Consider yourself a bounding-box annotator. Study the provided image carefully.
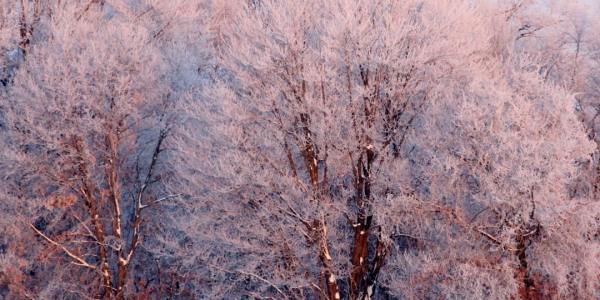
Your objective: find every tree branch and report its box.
[29,224,96,270]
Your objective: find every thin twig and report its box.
[140,194,182,210]
[208,264,288,299]
[476,228,502,245]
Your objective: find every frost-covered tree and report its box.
[176,0,596,299]
[0,2,185,298]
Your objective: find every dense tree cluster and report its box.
[1,1,599,299]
